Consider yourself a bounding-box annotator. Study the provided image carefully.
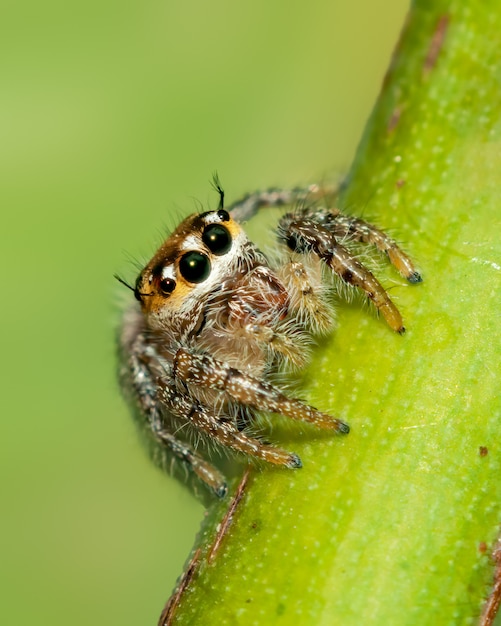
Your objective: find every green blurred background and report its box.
[0,1,408,624]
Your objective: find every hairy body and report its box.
[118,183,421,497]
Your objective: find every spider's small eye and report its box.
[159,277,176,296]
[179,251,211,283]
[217,209,230,222]
[202,224,232,255]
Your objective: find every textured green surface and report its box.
[170,3,501,625]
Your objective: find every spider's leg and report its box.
[164,384,303,468]
[121,333,228,497]
[306,208,422,283]
[153,426,228,498]
[172,348,350,433]
[227,184,337,223]
[279,215,406,333]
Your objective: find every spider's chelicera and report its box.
[117,182,421,498]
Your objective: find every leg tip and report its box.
[214,482,228,498]
[338,421,350,434]
[287,453,303,469]
[407,270,423,284]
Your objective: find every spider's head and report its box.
[133,207,251,330]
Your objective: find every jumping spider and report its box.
[117,181,421,498]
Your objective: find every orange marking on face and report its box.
[136,211,245,316]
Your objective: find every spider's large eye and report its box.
[202,224,232,255]
[179,251,211,283]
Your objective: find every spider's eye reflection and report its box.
[202,224,232,255]
[179,251,211,283]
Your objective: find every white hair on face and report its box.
[161,264,175,281]
[179,234,200,252]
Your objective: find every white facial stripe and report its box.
[180,234,200,252]
[202,211,224,225]
[161,264,176,280]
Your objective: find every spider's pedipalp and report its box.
[278,257,334,334]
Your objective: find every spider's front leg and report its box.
[304,207,422,284]
[172,348,349,433]
[163,384,303,469]
[161,347,349,469]
[279,215,407,333]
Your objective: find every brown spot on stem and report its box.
[158,548,202,626]
[396,179,406,189]
[387,106,402,132]
[480,446,489,457]
[158,470,250,624]
[423,14,449,75]
[479,537,501,626]
[207,468,250,564]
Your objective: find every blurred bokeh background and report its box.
[1,1,408,624]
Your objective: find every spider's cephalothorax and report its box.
[118,183,421,497]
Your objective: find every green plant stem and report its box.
[165,2,501,624]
